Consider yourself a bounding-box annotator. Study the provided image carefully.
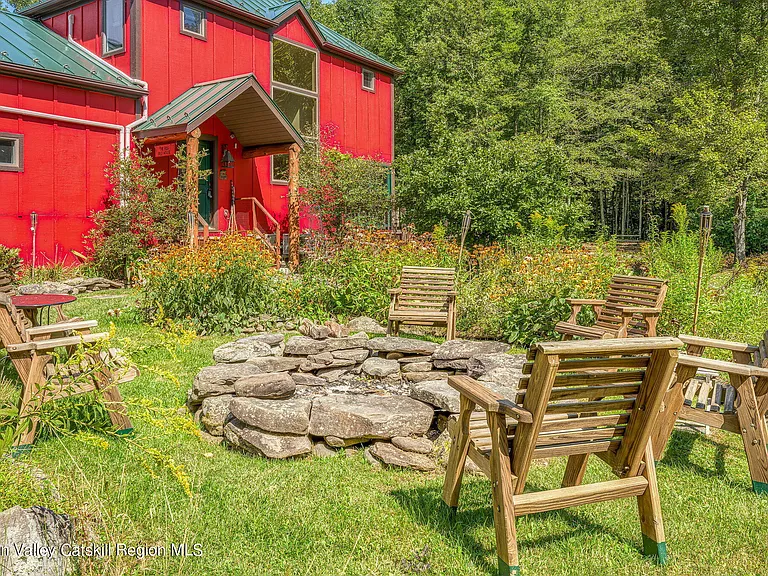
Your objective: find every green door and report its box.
[198,140,214,224]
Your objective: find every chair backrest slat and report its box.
[594,276,668,334]
[395,267,456,311]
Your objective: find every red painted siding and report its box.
[43,0,132,77]
[274,14,317,48]
[0,75,136,263]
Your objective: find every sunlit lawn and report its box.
[1,290,767,575]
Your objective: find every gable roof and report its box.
[134,73,305,149]
[20,0,401,74]
[0,10,146,97]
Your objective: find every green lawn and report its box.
[2,291,768,576]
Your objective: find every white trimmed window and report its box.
[102,0,125,55]
[271,38,318,183]
[362,68,375,92]
[0,133,23,172]
[181,4,206,39]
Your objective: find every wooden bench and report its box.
[0,292,134,451]
[555,275,668,340]
[651,333,768,494]
[387,266,457,340]
[442,337,681,575]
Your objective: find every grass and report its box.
[1,290,767,575]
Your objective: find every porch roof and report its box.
[133,74,304,148]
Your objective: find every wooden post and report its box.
[185,128,201,248]
[287,143,301,270]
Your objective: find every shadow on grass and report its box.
[658,429,728,479]
[391,479,643,575]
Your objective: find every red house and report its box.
[0,0,399,263]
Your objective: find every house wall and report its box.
[0,75,136,263]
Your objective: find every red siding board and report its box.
[274,16,317,48]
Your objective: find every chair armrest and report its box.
[448,375,533,423]
[616,306,662,316]
[26,320,98,337]
[565,299,606,306]
[445,291,458,297]
[387,288,401,295]
[6,332,109,353]
[678,334,759,355]
[677,354,768,378]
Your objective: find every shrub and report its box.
[0,245,22,278]
[139,235,277,333]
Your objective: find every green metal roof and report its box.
[0,10,145,94]
[313,20,397,71]
[134,73,304,148]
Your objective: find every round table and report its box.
[11,294,77,325]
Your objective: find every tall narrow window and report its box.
[362,69,375,92]
[0,133,23,172]
[271,38,318,183]
[103,0,124,55]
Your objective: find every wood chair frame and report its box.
[556,275,668,340]
[442,337,682,575]
[651,333,768,494]
[387,266,457,340]
[0,293,133,451]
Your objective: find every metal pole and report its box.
[692,205,713,335]
[457,210,472,268]
[30,212,37,281]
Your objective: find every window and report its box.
[0,133,23,172]
[271,38,318,182]
[180,3,206,39]
[103,0,124,55]
[362,68,375,92]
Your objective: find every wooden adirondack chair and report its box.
[555,275,668,340]
[442,337,681,575]
[0,292,133,451]
[387,266,457,340]
[651,333,768,494]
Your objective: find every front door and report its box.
[198,140,214,224]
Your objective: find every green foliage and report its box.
[0,245,21,278]
[139,235,277,334]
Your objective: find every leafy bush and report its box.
[139,235,277,333]
[0,245,22,278]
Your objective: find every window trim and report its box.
[102,0,125,56]
[362,68,376,92]
[180,2,207,40]
[268,87,317,184]
[0,133,23,172]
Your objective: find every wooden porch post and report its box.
[287,143,301,270]
[185,128,201,248]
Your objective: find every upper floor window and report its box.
[271,38,318,182]
[102,0,124,55]
[0,133,23,172]
[181,3,206,40]
[362,69,375,92]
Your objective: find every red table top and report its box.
[11,294,77,309]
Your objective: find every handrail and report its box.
[197,213,210,244]
[240,196,281,265]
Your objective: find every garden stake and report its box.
[693,205,713,335]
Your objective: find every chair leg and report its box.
[13,356,48,451]
[387,320,394,336]
[637,441,667,564]
[487,411,519,576]
[651,383,685,461]
[91,357,133,434]
[562,454,590,487]
[442,396,475,510]
[732,374,768,494]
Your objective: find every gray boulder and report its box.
[0,506,73,576]
[313,442,337,458]
[370,442,436,472]
[467,353,526,388]
[361,357,401,378]
[200,394,234,436]
[223,419,312,459]
[191,364,262,400]
[410,379,459,412]
[241,333,285,346]
[284,335,369,356]
[432,359,470,371]
[309,394,433,440]
[402,371,453,383]
[229,397,311,435]
[346,316,386,334]
[433,339,510,361]
[234,373,296,399]
[331,348,369,363]
[291,373,326,387]
[391,436,433,454]
[213,339,274,363]
[401,361,433,373]
[316,367,351,382]
[246,356,303,373]
[366,337,438,355]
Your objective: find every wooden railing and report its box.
[241,196,281,265]
[188,211,210,247]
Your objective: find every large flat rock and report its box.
[467,353,526,388]
[410,379,459,412]
[224,418,312,459]
[366,337,438,355]
[191,364,262,400]
[284,335,369,356]
[213,339,274,363]
[246,356,303,372]
[309,394,433,440]
[361,357,401,378]
[230,397,311,435]
[0,506,73,576]
[234,373,296,399]
[433,339,510,360]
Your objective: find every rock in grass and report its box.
[391,436,433,454]
[234,373,295,399]
[0,506,73,576]
[409,379,459,413]
[361,357,401,378]
[229,397,311,435]
[223,418,311,459]
[370,442,436,472]
[192,364,262,400]
[213,339,274,363]
[324,435,366,447]
[313,442,337,458]
[309,394,433,440]
[200,394,234,436]
[366,337,438,355]
[364,447,382,469]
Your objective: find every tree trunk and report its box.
[734,180,748,263]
